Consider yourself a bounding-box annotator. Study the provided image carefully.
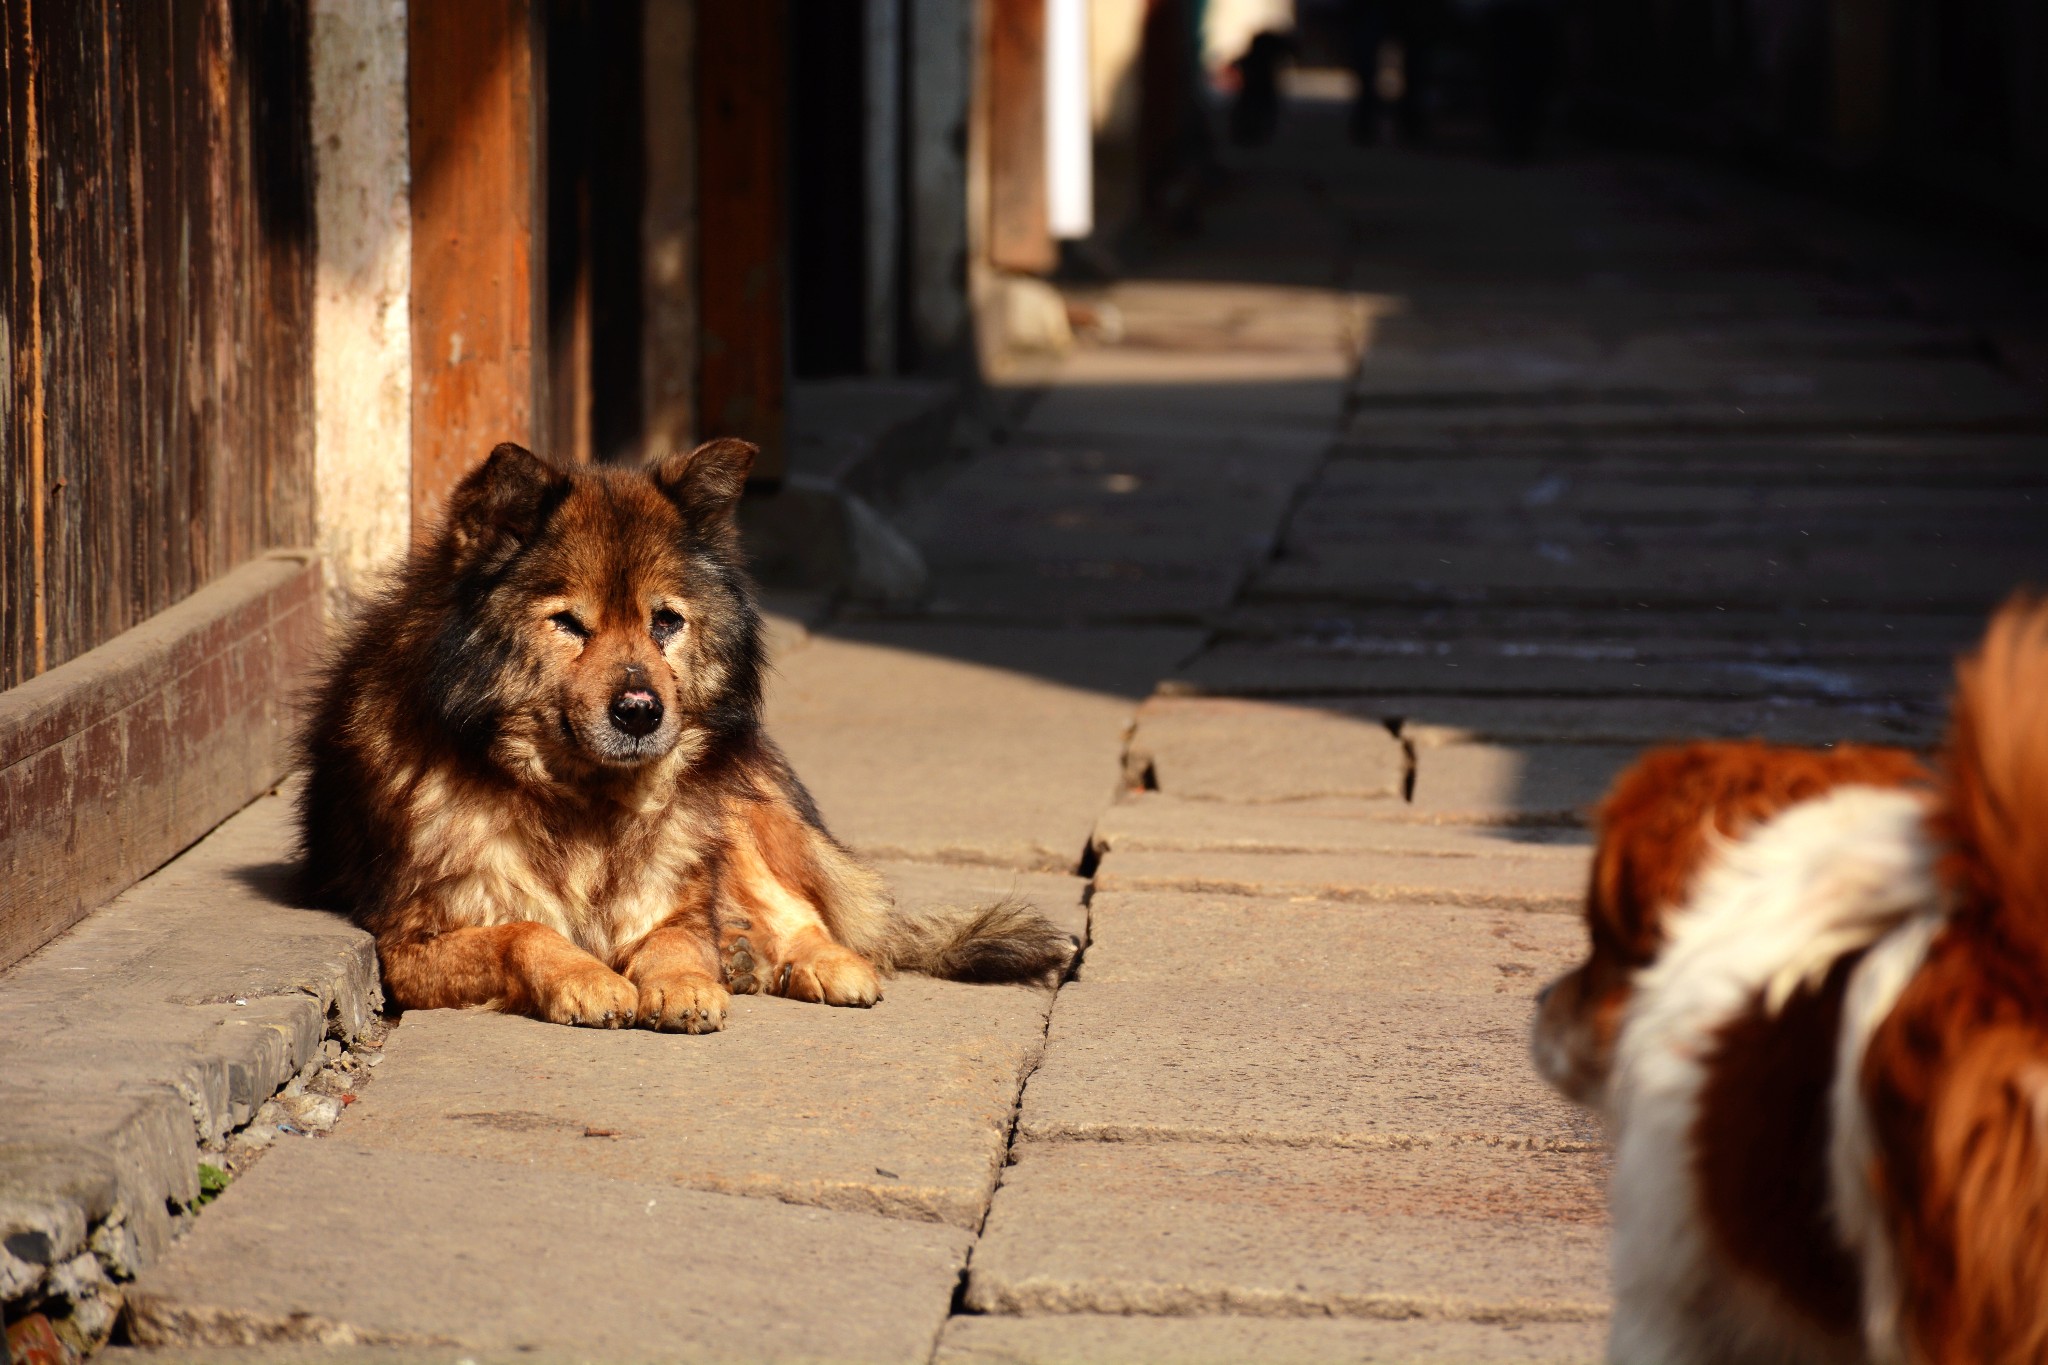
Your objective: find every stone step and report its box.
[965,1140,1609,1321]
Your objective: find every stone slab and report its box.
[1386,695,1941,748]
[766,625,1203,870]
[340,967,1057,1229]
[1092,795,1592,858]
[125,1141,970,1362]
[1170,642,1949,705]
[1124,697,1407,803]
[1019,377,1350,441]
[1089,797,1589,907]
[1406,745,1639,827]
[1251,540,2041,613]
[1017,979,1591,1146]
[1077,891,1584,993]
[964,1141,1608,1320]
[1092,847,1586,911]
[0,787,379,1300]
[934,1314,1604,1364]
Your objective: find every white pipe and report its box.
[1045,0,1093,241]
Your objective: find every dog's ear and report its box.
[442,443,570,571]
[652,438,756,525]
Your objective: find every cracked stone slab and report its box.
[1017,981,1592,1146]
[964,1141,1608,1320]
[1124,697,1408,802]
[934,1314,1604,1363]
[0,787,378,1296]
[1018,890,1594,1147]
[335,968,1059,1229]
[125,1141,970,1362]
[1406,744,1639,826]
[767,625,1202,870]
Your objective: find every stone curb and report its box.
[0,789,381,1341]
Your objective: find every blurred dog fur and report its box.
[299,440,1073,1034]
[1533,594,2048,1364]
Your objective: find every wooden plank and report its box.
[695,0,787,484]
[408,0,541,528]
[0,0,313,691]
[986,0,1053,274]
[0,553,322,973]
[641,0,696,459]
[243,0,316,551]
[0,0,36,689]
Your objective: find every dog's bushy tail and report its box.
[1876,592,2048,1363]
[869,895,1076,984]
[1936,590,2048,955]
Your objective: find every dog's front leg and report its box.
[618,912,730,1035]
[380,921,639,1027]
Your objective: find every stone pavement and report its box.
[15,95,2047,1365]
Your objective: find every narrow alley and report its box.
[17,78,2048,1365]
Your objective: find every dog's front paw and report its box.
[774,941,882,1008]
[724,933,765,996]
[637,970,730,1034]
[539,962,639,1028]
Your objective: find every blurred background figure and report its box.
[1343,0,1441,145]
[1208,0,1299,146]
[1228,30,1298,146]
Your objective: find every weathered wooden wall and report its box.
[0,0,316,692]
[407,0,541,528]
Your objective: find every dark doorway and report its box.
[547,0,647,464]
[789,1,870,378]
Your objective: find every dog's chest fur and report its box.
[396,753,715,961]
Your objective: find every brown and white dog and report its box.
[299,440,1073,1034]
[1533,595,2048,1364]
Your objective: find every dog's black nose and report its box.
[609,689,663,738]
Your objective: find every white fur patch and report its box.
[1829,909,1943,1365]
[1606,785,1940,1364]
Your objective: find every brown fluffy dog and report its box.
[299,440,1073,1033]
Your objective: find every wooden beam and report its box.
[986,0,1054,274]
[641,0,697,459]
[696,0,787,485]
[408,0,542,528]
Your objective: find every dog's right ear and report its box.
[652,438,756,522]
[442,443,569,571]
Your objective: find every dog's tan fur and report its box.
[299,440,1073,1032]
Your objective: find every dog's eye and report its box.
[650,608,685,645]
[549,611,589,640]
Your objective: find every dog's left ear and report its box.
[653,438,756,524]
